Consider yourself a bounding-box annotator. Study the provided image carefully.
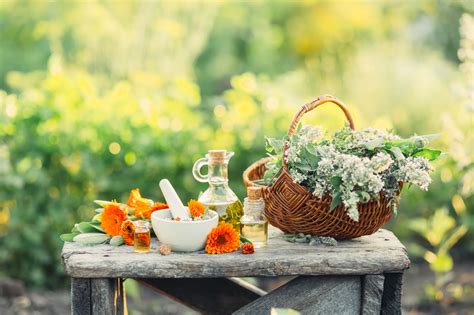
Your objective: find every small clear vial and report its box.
[240,187,268,248]
[134,221,150,253]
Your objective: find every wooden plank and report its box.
[62,229,410,278]
[381,273,403,315]
[234,275,361,315]
[139,277,265,314]
[91,278,125,315]
[71,278,91,315]
[361,274,384,315]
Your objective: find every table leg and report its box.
[71,278,125,315]
[72,278,91,315]
[91,278,125,315]
[381,273,403,315]
[361,274,385,315]
[234,275,361,315]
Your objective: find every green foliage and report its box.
[0,0,472,291]
[110,236,124,247]
[264,124,440,221]
[409,208,468,301]
[72,233,110,246]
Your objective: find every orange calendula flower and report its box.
[120,220,135,246]
[241,243,254,254]
[127,189,151,210]
[101,202,127,236]
[127,188,141,207]
[205,223,240,254]
[188,199,205,218]
[127,188,168,220]
[135,202,168,220]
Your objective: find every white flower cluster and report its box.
[283,125,435,222]
[298,125,322,145]
[289,168,307,184]
[302,145,389,221]
[394,157,433,190]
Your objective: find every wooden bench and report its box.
[61,228,410,315]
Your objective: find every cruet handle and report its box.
[192,157,209,183]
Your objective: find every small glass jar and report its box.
[240,187,268,248]
[134,221,151,253]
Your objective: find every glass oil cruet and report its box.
[192,150,243,232]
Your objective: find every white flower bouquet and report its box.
[263,124,441,221]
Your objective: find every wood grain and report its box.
[381,273,403,315]
[91,278,124,315]
[62,228,409,278]
[71,278,91,315]
[234,275,361,315]
[361,274,385,314]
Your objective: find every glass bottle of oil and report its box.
[193,150,243,232]
[240,186,268,248]
[134,221,150,253]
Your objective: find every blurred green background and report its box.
[0,0,473,307]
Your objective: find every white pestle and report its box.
[159,179,190,220]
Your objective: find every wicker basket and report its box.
[243,95,400,240]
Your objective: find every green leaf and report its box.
[439,225,468,253]
[294,162,313,172]
[110,236,124,246]
[240,235,253,244]
[364,138,384,150]
[417,133,441,142]
[303,148,321,168]
[77,222,104,233]
[73,233,110,245]
[60,233,79,242]
[305,144,319,156]
[265,137,284,154]
[413,148,441,161]
[429,252,453,273]
[329,192,342,212]
[389,147,404,160]
[94,200,127,208]
[408,218,429,236]
[94,200,113,207]
[71,224,80,233]
[95,208,104,214]
[92,213,102,222]
[330,176,342,189]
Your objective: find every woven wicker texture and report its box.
[243,95,399,239]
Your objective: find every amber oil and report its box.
[134,221,150,253]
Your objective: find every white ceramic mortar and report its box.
[151,208,218,252]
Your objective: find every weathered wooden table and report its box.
[62,228,410,315]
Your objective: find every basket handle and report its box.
[282,95,355,169]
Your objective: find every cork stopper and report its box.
[247,186,263,200]
[208,150,226,165]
